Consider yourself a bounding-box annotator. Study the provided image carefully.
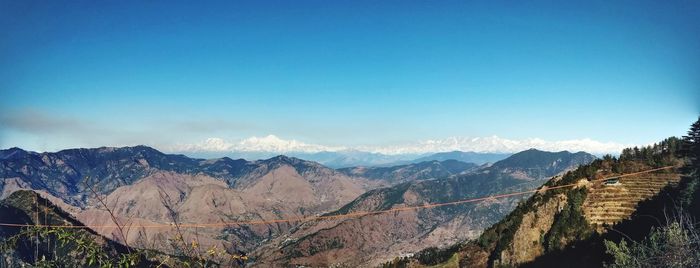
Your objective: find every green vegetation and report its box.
[0,225,249,267]
[381,257,409,268]
[605,117,700,268]
[413,245,461,266]
[604,214,700,268]
[0,190,248,267]
[475,160,605,266]
[369,118,698,268]
[1,227,144,267]
[411,120,691,267]
[619,137,683,168]
[681,118,700,213]
[432,253,460,268]
[543,187,591,251]
[329,182,412,216]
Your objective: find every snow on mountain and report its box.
[169,135,346,153]
[167,135,630,156]
[363,136,629,155]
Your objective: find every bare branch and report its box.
[83,178,131,253]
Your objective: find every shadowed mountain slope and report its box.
[338,159,479,184]
[411,151,512,165]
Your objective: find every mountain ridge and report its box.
[0,145,599,266]
[337,159,479,184]
[409,151,511,165]
[252,149,596,267]
[0,146,382,256]
[387,137,684,268]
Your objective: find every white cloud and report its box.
[166,135,631,155]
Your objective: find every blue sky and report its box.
[1,0,698,154]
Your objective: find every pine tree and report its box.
[683,117,700,175]
[681,117,700,215]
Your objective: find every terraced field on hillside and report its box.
[583,173,681,231]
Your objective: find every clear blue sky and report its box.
[1,0,698,152]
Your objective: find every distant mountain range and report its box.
[338,159,479,184]
[252,149,596,267]
[0,145,595,267]
[2,121,697,268]
[407,151,512,165]
[0,146,386,253]
[285,150,423,168]
[197,149,511,168]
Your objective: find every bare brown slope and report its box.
[76,161,375,255]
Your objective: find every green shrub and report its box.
[605,214,700,268]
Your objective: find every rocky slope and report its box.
[252,149,595,267]
[77,165,372,253]
[0,146,247,205]
[0,146,380,255]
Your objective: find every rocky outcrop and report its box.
[76,163,372,254]
[498,194,567,266]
